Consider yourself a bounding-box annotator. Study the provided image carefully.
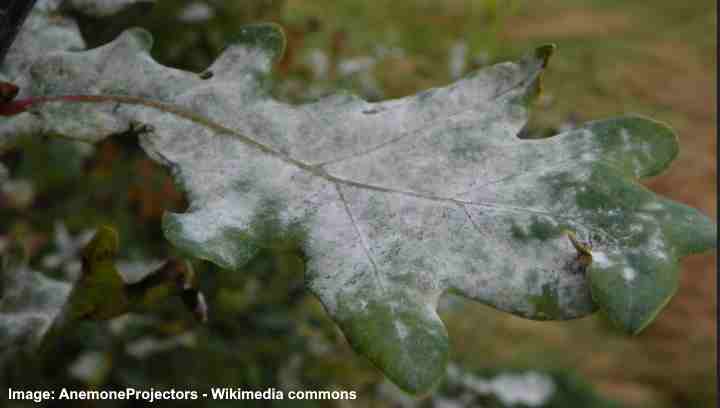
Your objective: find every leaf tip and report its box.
[590,259,679,336]
[518,44,556,106]
[335,293,449,395]
[534,44,556,68]
[610,289,675,336]
[678,206,717,256]
[622,115,679,178]
[233,22,287,62]
[123,27,155,53]
[82,225,120,261]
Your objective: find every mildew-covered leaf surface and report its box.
[0,0,716,394]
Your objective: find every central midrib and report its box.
[27,92,582,224]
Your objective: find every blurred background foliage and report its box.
[1,0,716,407]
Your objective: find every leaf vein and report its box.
[334,182,386,292]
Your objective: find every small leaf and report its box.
[57,225,125,322]
[52,226,207,326]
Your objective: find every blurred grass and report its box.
[1,1,715,407]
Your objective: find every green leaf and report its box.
[0,12,715,393]
[51,226,207,327]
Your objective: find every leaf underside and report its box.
[0,2,716,394]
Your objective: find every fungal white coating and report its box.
[632,157,643,175]
[580,152,594,162]
[592,251,612,268]
[394,321,409,340]
[647,227,669,261]
[621,128,632,151]
[642,201,665,211]
[622,266,637,282]
[4,16,675,326]
[636,213,655,221]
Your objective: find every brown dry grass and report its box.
[501,9,632,40]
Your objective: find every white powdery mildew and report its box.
[622,266,637,282]
[0,1,85,98]
[646,226,669,261]
[629,224,644,233]
[642,201,665,211]
[592,251,613,268]
[621,128,632,151]
[632,157,643,175]
[8,21,588,326]
[394,321,409,340]
[636,213,655,222]
[619,126,663,177]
